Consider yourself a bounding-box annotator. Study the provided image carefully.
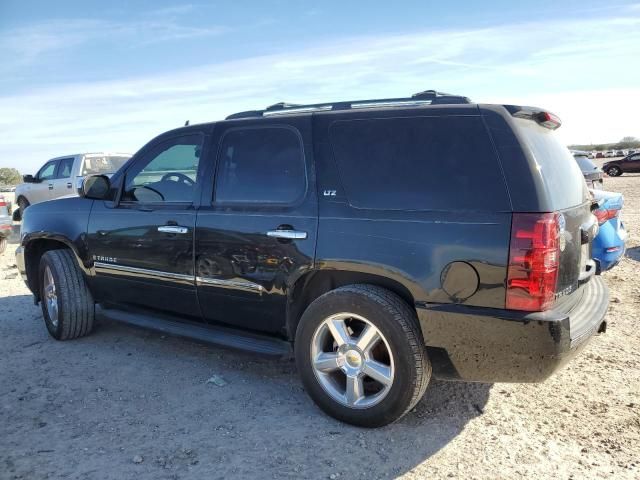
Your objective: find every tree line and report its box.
[569,136,640,152]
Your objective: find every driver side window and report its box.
[38,161,58,181]
[122,135,203,203]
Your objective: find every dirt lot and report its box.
[1,176,639,480]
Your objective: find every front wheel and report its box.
[605,165,622,177]
[39,249,95,340]
[295,285,431,427]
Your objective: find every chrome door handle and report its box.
[48,184,54,190]
[158,226,188,234]
[267,229,307,240]
[66,182,72,188]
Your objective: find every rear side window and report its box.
[215,126,306,204]
[57,157,75,178]
[82,155,130,175]
[329,116,509,211]
[515,118,587,209]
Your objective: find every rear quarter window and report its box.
[329,115,510,211]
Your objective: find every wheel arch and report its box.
[23,236,86,301]
[286,267,417,341]
[13,194,29,221]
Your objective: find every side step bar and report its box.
[97,306,292,358]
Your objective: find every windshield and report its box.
[574,155,598,172]
[81,155,130,176]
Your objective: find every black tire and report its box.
[0,237,6,254]
[605,165,622,177]
[39,249,95,340]
[16,197,30,221]
[295,284,431,427]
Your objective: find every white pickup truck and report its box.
[14,152,131,220]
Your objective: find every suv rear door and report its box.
[195,117,317,334]
[87,131,208,319]
[50,157,76,199]
[505,114,596,302]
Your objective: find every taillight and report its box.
[594,209,619,225]
[0,197,6,207]
[506,212,561,311]
[535,111,562,130]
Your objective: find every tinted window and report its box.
[38,161,58,181]
[82,155,130,175]
[215,127,305,204]
[329,116,509,211]
[57,158,75,178]
[123,135,202,203]
[629,154,640,161]
[515,118,587,209]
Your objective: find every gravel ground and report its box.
[1,175,639,480]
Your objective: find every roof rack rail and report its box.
[225,90,471,119]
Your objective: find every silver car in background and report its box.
[13,152,131,220]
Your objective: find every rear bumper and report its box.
[417,276,609,383]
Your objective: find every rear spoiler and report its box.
[504,105,562,130]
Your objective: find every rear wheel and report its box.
[295,284,430,427]
[39,249,95,340]
[605,165,622,177]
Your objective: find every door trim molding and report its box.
[94,262,194,283]
[94,261,264,294]
[195,276,264,294]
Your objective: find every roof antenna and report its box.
[184,120,190,126]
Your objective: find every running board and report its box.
[97,306,292,358]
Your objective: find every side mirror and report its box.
[23,174,36,183]
[80,175,111,200]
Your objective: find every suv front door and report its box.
[196,119,317,334]
[30,160,59,204]
[87,132,208,319]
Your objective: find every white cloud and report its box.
[0,16,229,70]
[0,12,638,171]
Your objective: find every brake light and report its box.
[535,111,562,130]
[0,197,6,207]
[506,212,561,311]
[593,209,619,225]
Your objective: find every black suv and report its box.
[16,90,609,427]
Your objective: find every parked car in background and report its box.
[573,151,604,189]
[591,189,626,271]
[0,195,11,253]
[604,151,615,158]
[615,150,625,157]
[595,152,605,159]
[13,152,131,220]
[16,90,608,427]
[603,152,640,177]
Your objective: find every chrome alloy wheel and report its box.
[43,265,59,327]
[310,313,395,408]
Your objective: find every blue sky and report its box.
[1,0,639,171]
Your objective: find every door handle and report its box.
[48,184,54,190]
[66,182,72,188]
[267,229,307,240]
[158,225,188,234]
